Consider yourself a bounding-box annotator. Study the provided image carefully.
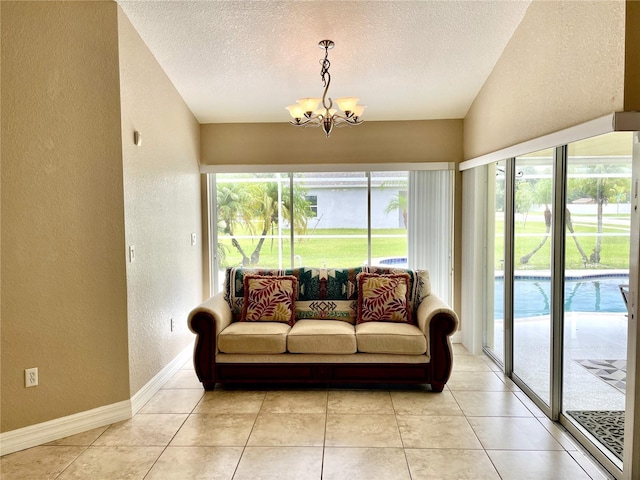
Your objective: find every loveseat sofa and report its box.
[188,266,459,392]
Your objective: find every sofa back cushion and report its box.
[224,266,430,324]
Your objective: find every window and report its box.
[305,195,318,217]
[209,168,453,302]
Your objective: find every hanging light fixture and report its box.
[286,40,366,137]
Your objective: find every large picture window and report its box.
[208,169,453,301]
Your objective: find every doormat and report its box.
[566,410,624,461]
[574,359,626,393]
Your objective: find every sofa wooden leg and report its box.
[430,382,444,392]
[203,381,216,391]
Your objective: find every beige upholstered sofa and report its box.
[188,266,459,392]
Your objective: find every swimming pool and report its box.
[494,275,628,319]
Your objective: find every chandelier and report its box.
[286,40,366,137]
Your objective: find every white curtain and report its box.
[407,170,453,303]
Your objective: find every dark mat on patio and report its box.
[574,359,626,393]
[566,410,625,461]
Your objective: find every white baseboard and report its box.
[0,345,193,457]
[130,346,193,415]
[0,400,131,457]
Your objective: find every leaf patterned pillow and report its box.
[356,273,412,324]
[241,274,298,325]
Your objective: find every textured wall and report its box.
[1,2,130,431]
[200,120,463,166]
[117,8,203,395]
[464,0,626,160]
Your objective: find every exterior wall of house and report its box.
[307,186,404,230]
[463,0,626,160]
[0,2,130,432]
[117,8,203,395]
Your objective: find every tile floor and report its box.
[1,345,616,480]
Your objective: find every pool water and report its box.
[494,276,628,319]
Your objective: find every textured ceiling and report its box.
[117,1,532,124]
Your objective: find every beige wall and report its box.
[117,8,203,394]
[201,120,463,166]
[625,0,640,111]
[1,2,129,431]
[464,0,626,160]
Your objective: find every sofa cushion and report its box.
[356,322,426,355]
[218,322,291,354]
[241,274,297,325]
[224,266,430,323]
[356,272,412,324]
[287,320,357,354]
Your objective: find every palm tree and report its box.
[217,179,312,266]
[384,193,407,228]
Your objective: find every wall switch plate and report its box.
[129,245,135,262]
[170,318,175,332]
[25,367,38,387]
[191,233,197,246]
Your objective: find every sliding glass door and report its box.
[561,132,632,469]
[511,149,555,407]
[479,131,635,475]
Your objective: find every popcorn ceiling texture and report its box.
[116,0,531,123]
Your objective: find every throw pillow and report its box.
[356,272,412,324]
[241,274,298,325]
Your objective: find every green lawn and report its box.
[218,228,407,269]
[494,217,630,270]
[217,218,631,271]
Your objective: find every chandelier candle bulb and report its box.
[286,40,365,137]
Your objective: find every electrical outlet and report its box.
[25,368,38,387]
[170,318,175,332]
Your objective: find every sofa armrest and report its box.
[188,292,232,389]
[415,294,459,391]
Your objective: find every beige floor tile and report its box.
[162,369,204,389]
[514,391,547,418]
[568,449,615,480]
[451,391,532,417]
[326,413,402,448]
[170,413,257,447]
[452,355,493,372]
[193,390,265,414]
[56,446,162,479]
[45,426,109,446]
[247,413,326,446]
[0,446,86,480]
[397,415,483,449]
[327,390,394,414]
[323,447,411,480]
[261,390,327,413]
[139,389,204,414]
[93,413,187,446]
[487,450,592,479]
[233,446,323,480]
[452,343,472,355]
[537,416,579,451]
[144,446,243,480]
[468,417,564,450]
[390,390,463,416]
[447,371,514,391]
[405,448,501,480]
